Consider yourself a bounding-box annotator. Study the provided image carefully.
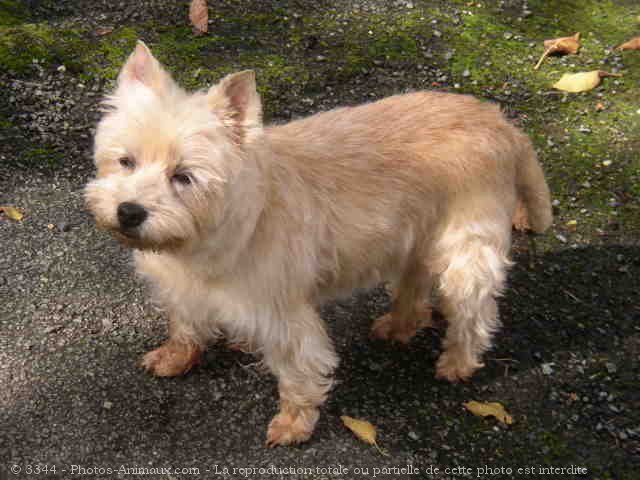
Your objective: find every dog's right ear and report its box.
[116,41,175,95]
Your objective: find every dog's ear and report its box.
[207,70,262,140]
[116,41,175,94]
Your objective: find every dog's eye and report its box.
[119,156,135,169]
[171,173,192,186]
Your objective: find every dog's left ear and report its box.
[207,70,262,139]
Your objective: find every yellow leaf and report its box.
[616,37,640,51]
[463,401,514,425]
[552,71,620,93]
[534,32,580,70]
[189,0,208,34]
[341,416,388,455]
[566,220,577,230]
[0,205,24,221]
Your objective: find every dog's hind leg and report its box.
[263,304,338,446]
[370,260,434,344]
[140,315,203,377]
[433,219,511,382]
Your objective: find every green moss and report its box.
[22,146,63,168]
[540,431,571,462]
[0,111,11,129]
[523,0,637,42]
[0,18,138,79]
[307,9,443,79]
[81,27,139,82]
[0,0,28,26]
[0,22,97,75]
[450,12,547,92]
[0,23,55,73]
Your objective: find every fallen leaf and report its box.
[595,101,606,111]
[189,0,208,34]
[566,219,578,230]
[616,37,640,51]
[341,416,388,455]
[463,401,514,425]
[534,32,580,70]
[94,26,114,37]
[552,70,621,93]
[0,205,24,221]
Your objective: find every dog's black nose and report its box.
[117,202,148,230]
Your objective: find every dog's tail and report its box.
[514,139,553,233]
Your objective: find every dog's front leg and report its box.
[140,314,204,377]
[263,304,338,446]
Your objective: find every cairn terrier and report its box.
[85,42,552,446]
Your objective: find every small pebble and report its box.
[103,401,113,410]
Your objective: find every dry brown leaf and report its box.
[552,70,621,93]
[0,205,24,221]
[616,37,640,51]
[189,0,208,34]
[464,401,514,425]
[94,26,114,37]
[534,32,580,70]
[341,416,388,455]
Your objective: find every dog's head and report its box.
[85,41,262,251]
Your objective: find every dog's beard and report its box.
[93,218,189,252]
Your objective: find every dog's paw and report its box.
[140,341,202,377]
[512,200,531,231]
[266,407,319,447]
[370,309,432,344]
[435,351,483,383]
[370,314,414,343]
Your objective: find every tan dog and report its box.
[85,41,552,446]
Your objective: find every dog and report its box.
[85,41,552,446]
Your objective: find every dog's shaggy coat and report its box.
[85,42,552,445]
